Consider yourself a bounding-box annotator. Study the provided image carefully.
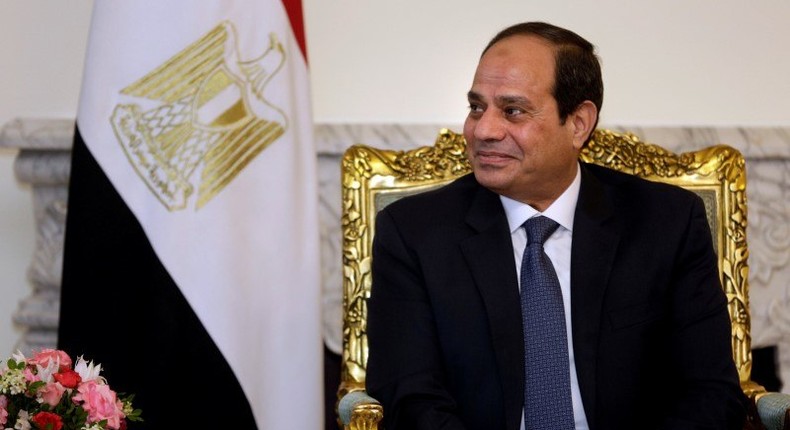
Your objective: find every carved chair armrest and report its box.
[338,390,384,430]
[756,392,790,430]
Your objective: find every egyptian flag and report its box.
[58,1,322,428]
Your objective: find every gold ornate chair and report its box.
[338,128,790,430]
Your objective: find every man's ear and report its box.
[570,100,598,150]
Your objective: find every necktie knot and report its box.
[523,216,559,246]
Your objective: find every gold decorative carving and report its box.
[339,128,761,422]
[344,404,384,430]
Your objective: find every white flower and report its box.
[122,399,135,416]
[1,351,25,373]
[0,369,25,395]
[13,410,30,430]
[10,352,25,364]
[34,360,58,384]
[74,356,102,382]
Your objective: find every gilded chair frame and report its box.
[339,131,471,406]
[339,128,766,429]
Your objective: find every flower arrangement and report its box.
[0,349,141,430]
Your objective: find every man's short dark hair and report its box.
[483,22,603,135]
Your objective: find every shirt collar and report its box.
[500,162,581,234]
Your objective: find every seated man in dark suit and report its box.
[365,21,747,429]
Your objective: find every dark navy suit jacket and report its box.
[366,163,746,430]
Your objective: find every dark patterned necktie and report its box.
[521,216,575,429]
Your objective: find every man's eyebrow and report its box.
[467,91,483,101]
[497,95,531,106]
[466,91,532,107]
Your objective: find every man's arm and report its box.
[661,195,747,429]
[366,208,468,430]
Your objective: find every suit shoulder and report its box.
[379,173,480,217]
[372,173,490,241]
[584,162,700,204]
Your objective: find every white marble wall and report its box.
[0,118,71,353]
[3,118,790,391]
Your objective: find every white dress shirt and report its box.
[500,163,589,430]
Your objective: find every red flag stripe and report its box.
[281,0,307,63]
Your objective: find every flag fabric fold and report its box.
[58,1,322,428]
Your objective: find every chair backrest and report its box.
[338,128,760,401]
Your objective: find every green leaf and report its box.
[126,409,144,421]
[28,380,46,393]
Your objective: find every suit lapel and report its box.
[460,183,525,430]
[571,164,622,430]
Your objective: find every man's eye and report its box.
[505,107,523,116]
[468,103,483,113]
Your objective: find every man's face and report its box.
[464,35,584,210]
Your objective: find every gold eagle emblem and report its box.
[110,22,288,210]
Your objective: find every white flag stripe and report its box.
[77,1,322,428]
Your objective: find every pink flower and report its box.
[72,380,125,429]
[38,382,66,407]
[28,349,72,372]
[0,395,7,427]
[24,367,40,383]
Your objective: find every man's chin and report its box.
[472,170,511,194]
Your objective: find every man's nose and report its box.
[473,109,506,142]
